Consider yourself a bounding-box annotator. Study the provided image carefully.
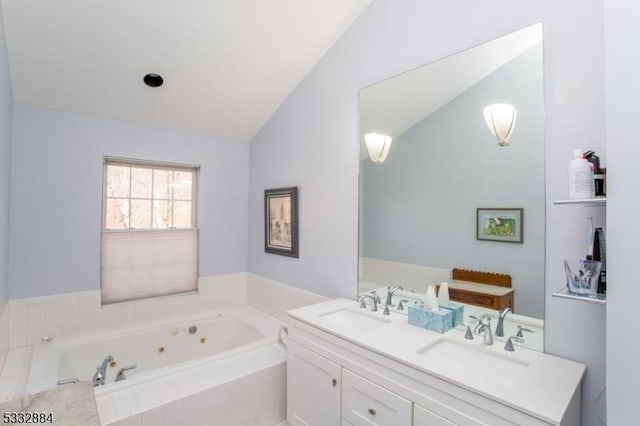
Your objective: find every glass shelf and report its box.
[553,197,606,206]
[552,287,606,304]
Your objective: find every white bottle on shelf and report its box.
[569,148,594,199]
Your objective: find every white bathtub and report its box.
[25,305,287,425]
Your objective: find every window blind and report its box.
[101,229,198,304]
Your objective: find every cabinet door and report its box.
[414,404,457,426]
[288,340,342,426]
[341,369,412,426]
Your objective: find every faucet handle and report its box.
[464,326,474,340]
[115,365,137,382]
[504,335,525,352]
[396,299,409,311]
[516,325,533,338]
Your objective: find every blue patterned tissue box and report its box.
[408,304,453,334]
[439,303,464,326]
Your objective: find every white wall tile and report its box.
[112,389,140,419]
[5,273,247,349]
[141,407,162,426]
[96,395,119,426]
[132,383,162,412]
[247,273,326,322]
[161,399,183,425]
[119,414,142,426]
[0,307,9,370]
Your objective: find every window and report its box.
[101,158,199,304]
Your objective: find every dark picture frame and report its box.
[264,187,299,257]
[476,208,523,243]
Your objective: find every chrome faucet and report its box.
[472,315,493,345]
[357,294,378,312]
[385,286,403,308]
[495,307,511,337]
[92,355,114,387]
[115,365,137,382]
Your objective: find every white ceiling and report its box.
[360,23,543,142]
[1,0,371,142]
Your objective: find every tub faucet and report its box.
[92,355,114,387]
[115,365,137,382]
[385,286,403,308]
[495,307,511,337]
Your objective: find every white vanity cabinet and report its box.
[288,340,341,426]
[341,369,412,426]
[287,300,583,426]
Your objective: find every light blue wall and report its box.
[0,5,14,312]
[9,105,249,299]
[249,0,606,424]
[362,45,545,318]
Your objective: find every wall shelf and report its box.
[552,287,606,304]
[553,197,606,206]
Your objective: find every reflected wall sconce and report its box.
[483,104,517,147]
[364,132,392,164]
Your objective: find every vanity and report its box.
[286,298,584,426]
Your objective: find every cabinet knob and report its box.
[368,408,377,416]
[332,378,337,387]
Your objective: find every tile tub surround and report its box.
[247,273,328,323]
[0,381,99,426]
[6,273,248,349]
[97,345,286,426]
[0,305,8,371]
[2,272,325,350]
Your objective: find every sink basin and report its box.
[319,308,391,332]
[417,338,529,386]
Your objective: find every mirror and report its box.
[358,24,545,350]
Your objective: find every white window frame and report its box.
[100,157,200,304]
[102,157,199,231]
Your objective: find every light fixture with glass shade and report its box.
[364,132,392,164]
[483,103,517,146]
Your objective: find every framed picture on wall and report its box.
[476,208,523,243]
[264,187,299,257]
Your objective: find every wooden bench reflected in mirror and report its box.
[436,268,515,312]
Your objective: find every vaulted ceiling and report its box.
[0,0,371,142]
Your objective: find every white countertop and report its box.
[287,298,585,425]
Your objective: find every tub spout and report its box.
[115,365,137,382]
[92,355,114,387]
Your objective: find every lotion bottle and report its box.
[569,149,594,199]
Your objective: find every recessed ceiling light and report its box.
[143,73,164,87]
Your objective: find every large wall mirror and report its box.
[358,24,545,351]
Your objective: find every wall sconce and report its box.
[364,133,392,164]
[483,104,517,147]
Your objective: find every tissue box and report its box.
[439,302,464,326]
[408,304,453,334]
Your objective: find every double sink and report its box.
[319,305,530,386]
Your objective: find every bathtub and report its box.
[25,305,288,425]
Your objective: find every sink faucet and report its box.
[357,294,378,312]
[385,286,403,307]
[474,315,493,345]
[92,355,114,387]
[495,307,511,337]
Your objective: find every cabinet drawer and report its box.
[414,404,456,426]
[449,290,496,308]
[342,369,412,426]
